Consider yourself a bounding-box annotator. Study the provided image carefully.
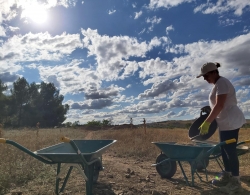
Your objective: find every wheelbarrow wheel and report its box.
[196,157,209,171]
[155,153,177,178]
[93,160,102,184]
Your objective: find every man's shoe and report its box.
[211,171,231,187]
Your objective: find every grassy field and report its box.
[0,126,249,195]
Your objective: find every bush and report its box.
[87,120,102,127]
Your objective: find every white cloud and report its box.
[0,26,6,36]
[148,0,193,9]
[166,25,174,34]
[134,11,142,19]
[108,9,116,15]
[38,60,101,95]
[0,32,82,72]
[146,16,161,31]
[194,0,250,16]
[81,28,169,81]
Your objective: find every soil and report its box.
[90,153,250,195]
[7,151,250,195]
[6,130,250,195]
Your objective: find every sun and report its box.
[22,4,48,24]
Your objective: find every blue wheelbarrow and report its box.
[188,107,250,171]
[0,136,116,195]
[192,139,250,171]
[151,139,236,186]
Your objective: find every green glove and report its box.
[199,121,211,135]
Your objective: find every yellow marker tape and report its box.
[244,140,250,143]
[60,136,70,143]
[0,138,6,144]
[225,138,236,144]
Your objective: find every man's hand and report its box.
[199,121,211,135]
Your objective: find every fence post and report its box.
[143,118,146,134]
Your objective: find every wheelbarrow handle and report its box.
[60,136,71,143]
[225,138,236,144]
[206,138,236,156]
[60,136,91,165]
[242,140,250,144]
[0,138,6,143]
[0,138,55,164]
[233,140,250,148]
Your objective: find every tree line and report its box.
[0,77,69,128]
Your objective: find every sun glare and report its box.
[22,4,48,24]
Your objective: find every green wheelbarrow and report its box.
[192,139,250,171]
[151,138,236,186]
[188,108,250,171]
[0,136,117,195]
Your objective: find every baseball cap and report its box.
[196,62,218,78]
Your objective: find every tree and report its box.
[0,78,69,128]
[11,77,30,127]
[102,119,112,126]
[87,120,102,127]
[22,82,42,127]
[0,80,8,124]
[38,82,69,127]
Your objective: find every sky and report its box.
[0,0,250,125]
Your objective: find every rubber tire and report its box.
[196,157,209,171]
[93,160,102,184]
[155,153,177,178]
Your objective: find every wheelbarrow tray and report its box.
[35,140,116,163]
[152,142,212,160]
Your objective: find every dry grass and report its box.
[0,127,249,194]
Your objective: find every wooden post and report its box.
[130,118,133,129]
[143,118,146,134]
[36,122,40,137]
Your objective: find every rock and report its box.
[107,174,114,178]
[114,190,123,195]
[10,191,22,195]
[152,190,161,195]
[125,174,131,178]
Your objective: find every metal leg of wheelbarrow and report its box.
[215,157,224,171]
[177,161,195,186]
[178,161,205,187]
[84,163,94,195]
[209,154,224,171]
[55,163,74,195]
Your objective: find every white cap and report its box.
[196,62,218,78]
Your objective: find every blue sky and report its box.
[0,0,250,125]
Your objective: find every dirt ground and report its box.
[92,153,250,195]
[6,151,250,195]
[5,129,250,195]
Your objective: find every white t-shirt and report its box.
[209,76,246,131]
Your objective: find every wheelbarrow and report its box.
[188,106,250,171]
[192,139,250,171]
[151,138,236,186]
[0,136,117,195]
